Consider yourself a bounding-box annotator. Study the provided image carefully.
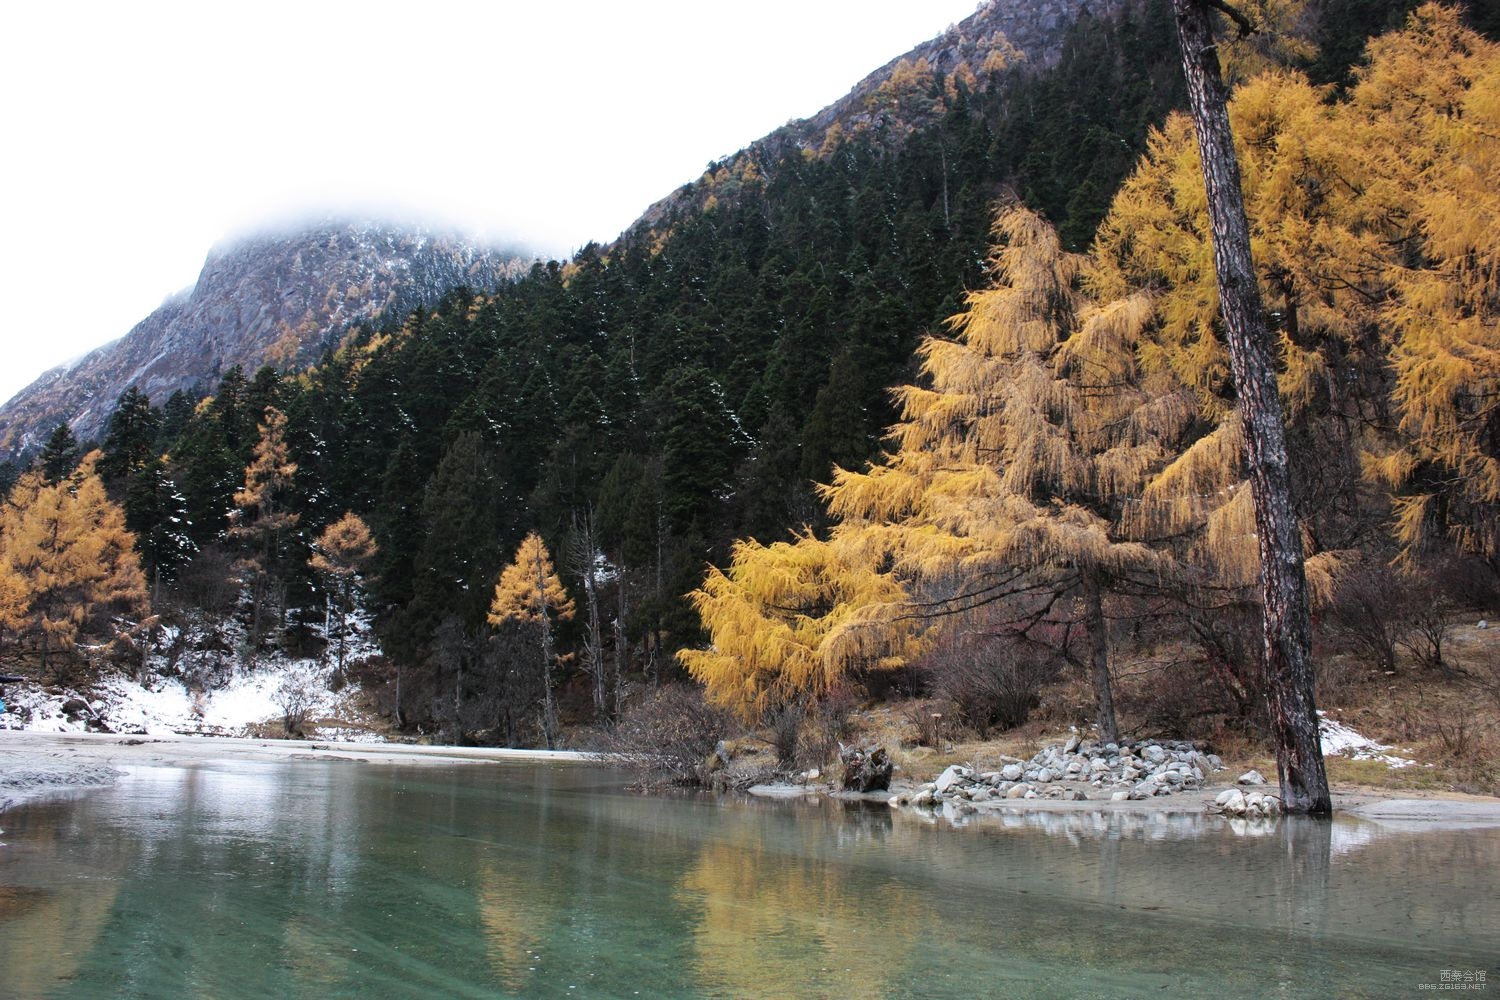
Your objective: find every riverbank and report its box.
[5,730,1500,826]
[0,731,597,813]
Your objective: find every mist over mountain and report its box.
[0,222,531,459]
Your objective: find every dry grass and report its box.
[824,618,1500,796]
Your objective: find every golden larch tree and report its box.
[309,511,377,675]
[0,453,146,669]
[679,529,920,722]
[818,207,1173,742]
[489,531,575,748]
[228,406,300,653]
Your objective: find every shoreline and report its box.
[5,731,1500,826]
[0,730,599,813]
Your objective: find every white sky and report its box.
[0,0,982,408]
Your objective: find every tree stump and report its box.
[840,745,893,792]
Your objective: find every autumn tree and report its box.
[681,529,920,722]
[228,406,300,656]
[0,453,147,670]
[488,531,575,748]
[309,511,377,676]
[823,207,1175,742]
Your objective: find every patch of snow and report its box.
[1318,711,1416,769]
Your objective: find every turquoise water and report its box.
[1,760,1496,998]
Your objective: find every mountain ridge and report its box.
[0,221,531,459]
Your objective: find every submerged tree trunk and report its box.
[1171,0,1330,813]
[1083,575,1120,744]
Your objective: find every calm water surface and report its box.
[1,759,1496,999]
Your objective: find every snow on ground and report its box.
[1318,711,1417,769]
[0,596,386,741]
[0,664,382,740]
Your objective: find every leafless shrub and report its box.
[1431,704,1482,764]
[598,685,735,788]
[1134,661,1226,735]
[274,665,324,738]
[800,684,858,768]
[1323,563,1406,673]
[765,700,806,769]
[917,634,1058,737]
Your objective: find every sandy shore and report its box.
[5,731,1500,825]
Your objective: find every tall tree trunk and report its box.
[534,546,558,749]
[1171,0,1330,813]
[1083,575,1120,744]
[613,564,630,722]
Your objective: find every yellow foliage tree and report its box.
[679,530,920,722]
[228,406,300,653]
[0,453,147,668]
[488,531,574,747]
[1095,4,1500,568]
[309,512,377,675]
[820,207,1174,741]
[686,207,1173,736]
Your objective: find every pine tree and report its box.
[99,387,161,488]
[39,424,80,484]
[489,531,575,747]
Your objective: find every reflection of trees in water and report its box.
[671,800,918,998]
[476,863,550,993]
[0,850,121,999]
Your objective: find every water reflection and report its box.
[1,762,1496,1000]
[678,804,927,999]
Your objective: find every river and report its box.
[1,759,1496,998]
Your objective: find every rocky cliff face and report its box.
[0,222,530,459]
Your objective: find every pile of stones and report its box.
[891,734,1226,808]
[1208,770,1283,817]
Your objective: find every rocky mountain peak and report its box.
[0,221,530,460]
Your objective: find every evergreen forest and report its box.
[3,0,1498,766]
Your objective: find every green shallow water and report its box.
[1,759,1496,999]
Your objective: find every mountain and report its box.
[635,0,1127,236]
[0,222,530,460]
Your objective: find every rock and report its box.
[1035,768,1055,783]
[1000,763,1024,782]
[912,788,935,807]
[1479,620,1489,629]
[1066,789,1087,801]
[1143,745,1166,764]
[1064,734,1081,754]
[1207,754,1224,770]
[1237,769,1267,786]
[1111,790,1131,802]
[1215,789,1247,815]
[60,697,93,720]
[1006,783,1029,799]
[933,764,970,795]
[980,771,1002,786]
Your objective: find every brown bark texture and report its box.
[1170,0,1331,813]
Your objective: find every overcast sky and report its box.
[0,0,982,408]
